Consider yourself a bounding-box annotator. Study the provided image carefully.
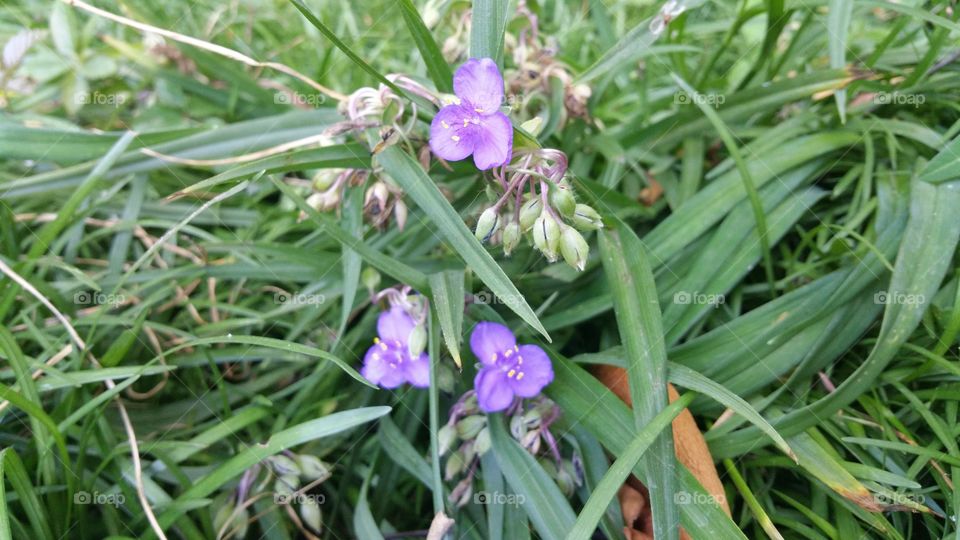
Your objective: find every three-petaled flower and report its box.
[361,307,430,388]
[429,58,513,171]
[470,322,553,412]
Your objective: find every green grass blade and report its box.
[488,414,576,538]
[398,0,453,92]
[598,223,678,540]
[470,0,510,63]
[428,270,465,368]
[827,0,853,122]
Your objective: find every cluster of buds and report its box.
[302,166,409,231]
[473,148,603,271]
[214,452,331,539]
[441,392,582,506]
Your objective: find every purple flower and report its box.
[361,306,430,389]
[470,322,553,412]
[429,58,513,171]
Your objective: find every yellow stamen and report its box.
[463,119,470,127]
[516,372,524,380]
[507,369,516,378]
[441,120,450,128]
[474,107,484,113]
[491,353,497,362]
[451,135,460,142]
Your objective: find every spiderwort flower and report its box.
[361,306,430,388]
[430,58,513,170]
[470,322,553,412]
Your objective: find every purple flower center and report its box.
[361,307,430,389]
[490,345,528,381]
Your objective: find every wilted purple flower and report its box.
[430,58,513,170]
[470,322,553,412]
[361,306,430,388]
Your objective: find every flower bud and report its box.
[306,190,339,212]
[445,450,465,480]
[519,197,542,231]
[407,323,427,357]
[520,117,544,137]
[571,204,603,230]
[361,267,381,293]
[521,430,541,454]
[474,207,500,243]
[268,455,301,476]
[510,414,527,440]
[296,455,332,482]
[549,182,576,219]
[300,497,323,533]
[312,170,337,191]
[274,474,299,499]
[560,226,589,271]
[533,213,560,262]
[474,427,491,455]
[456,415,486,440]
[502,222,520,256]
[393,199,408,231]
[555,464,576,497]
[438,424,458,455]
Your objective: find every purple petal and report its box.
[470,322,516,365]
[377,306,415,345]
[429,104,476,162]
[361,343,405,389]
[453,58,504,115]
[474,367,515,412]
[404,352,431,388]
[508,344,553,397]
[472,112,513,170]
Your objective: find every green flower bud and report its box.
[300,497,323,533]
[361,267,381,292]
[474,427,491,455]
[456,415,486,440]
[407,322,427,357]
[522,408,542,429]
[502,222,521,256]
[519,197,542,231]
[268,455,301,476]
[474,207,500,243]
[520,117,544,137]
[274,474,299,501]
[438,424,458,455]
[571,204,603,231]
[549,182,577,219]
[559,226,589,271]
[445,450,465,480]
[295,455,332,482]
[555,465,576,497]
[521,430,541,453]
[533,213,560,262]
[312,170,337,191]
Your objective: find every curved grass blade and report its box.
[376,146,549,340]
[289,0,407,99]
[567,394,693,540]
[429,270,465,368]
[0,449,52,540]
[827,0,854,122]
[919,134,960,184]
